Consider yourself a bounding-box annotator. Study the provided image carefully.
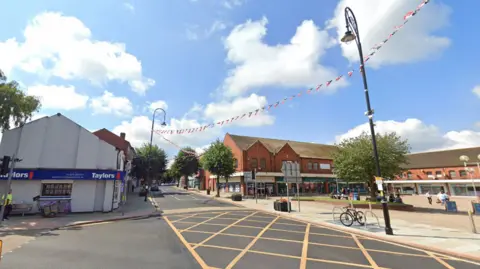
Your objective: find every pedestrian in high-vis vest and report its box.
[2,189,13,220]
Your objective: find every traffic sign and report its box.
[244,171,253,182]
[282,161,301,183]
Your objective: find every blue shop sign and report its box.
[0,170,125,180]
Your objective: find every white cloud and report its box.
[186,25,200,40]
[223,0,244,9]
[204,94,275,127]
[335,118,480,152]
[327,0,451,68]
[27,85,89,110]
[89,91,133,117]
[473,85,480,98]
[148,100,168,112]
[112,115,223,154]
[0,12,154,94]
[123,3,135,12]
[206,20,227,37]
[222,17,346,97]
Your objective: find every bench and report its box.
[11,203,34,216]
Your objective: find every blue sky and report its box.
[1,0,479,158]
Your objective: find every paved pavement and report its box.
[0,218,201,269]
[164,209,480,269]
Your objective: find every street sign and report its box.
[244,171,253,182]
[282,161,300,183]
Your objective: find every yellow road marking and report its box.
[300,223,311,269]
[77,221,112,227]
[171,214,198,223]
[225,216,280,269]
[352,234,379,269]
[163,216,209,269]
[183,212,230,232]
[427,252,455,269]
[307,257,380,268]
[193,212,258,250]
[0,239,3,260]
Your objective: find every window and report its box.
[459,170,467,177]
[448,170,456,177]
[435,171,442,178]
[41,183,72,197]
[426,171,433,176]
[313,163,318,170]
[320,163,331,170]
[260,158,266,170]
[234,159,238,168]
[307,162,313,170]
[407,172,412,179]
[250,158,258,169]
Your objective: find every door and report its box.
[93,180,106,212]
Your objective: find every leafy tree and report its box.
[332,132,410,198]
[201,139,236,197]
[174,147,199,187]
[0,69,41,131]
[132,143,167,185]
[164,162,181,183]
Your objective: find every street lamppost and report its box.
[148,108,167,187]
[459,155,479,198]
[340,7,393,235]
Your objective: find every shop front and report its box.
[0,169,125,213]
[301,178,337,195]
[245,176,275,197]
[218,177,242,193]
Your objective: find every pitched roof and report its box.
[93,128,131,152]
[403,147,480,169]
[227,134,337,159]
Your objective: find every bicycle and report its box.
[339,206,365,227]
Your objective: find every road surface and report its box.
[1,186,478,268]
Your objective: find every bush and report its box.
[231,193,243,201]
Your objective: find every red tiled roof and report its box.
[93,128,131,153]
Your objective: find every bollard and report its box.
[368,202,372,211]
[468,210,477,234]
[350,199,354,209]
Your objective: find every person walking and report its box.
[2,189,13,220]
[425,191,432,205]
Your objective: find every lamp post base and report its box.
[381,200,394,235]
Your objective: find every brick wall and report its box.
[399,165,480,180]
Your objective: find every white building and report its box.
[0,113,124,213]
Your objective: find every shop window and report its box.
[250,158,258,169]
[313,163,318,170]
[234,159,238,168]
[407,172,412,179]
[260,158,266,170]
[459,170,467,177]
[448,170,456,177]
[41,183,72,197]
[435,171,442,178]
[307,162,313,170]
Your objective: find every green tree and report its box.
[201,139,236,197]
[133,143,168,185]
[174,147,199,187]
[332,132,410,198]
[0,70,41,131]
[164,162,181,183]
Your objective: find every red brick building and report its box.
[387,147,480,197]
[92,129,136,161]
[206,133,340,196]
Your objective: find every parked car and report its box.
[150,185,159,192]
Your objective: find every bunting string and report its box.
[155,0,430,138]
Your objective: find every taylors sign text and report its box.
[0,172,29,179]
[92,173,115,179]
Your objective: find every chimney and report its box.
[120,132,126,140]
